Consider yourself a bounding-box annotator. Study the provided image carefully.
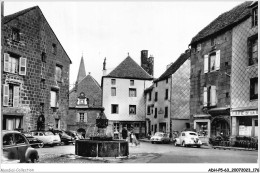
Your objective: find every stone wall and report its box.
[1,7,71,131]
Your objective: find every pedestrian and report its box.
[130,132,133,144]
[122,126,128,140]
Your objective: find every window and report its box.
[14,134,27,145]
[197,43,201,52]
[164,107,168,118]
[3,115,22,130]
[50,90,59,108]
[204,50,220,73]
[155,92,158,101]
[40,79,46,89]
[111,79,116,85]
[12,28,20,42]
[3,134,14,146]
[130,80,134,86]
[165,89,169,100]
[3,84,20,107]
[111,87,116,96]
[77,113,87,123]
[4,53,27,75]
[166,78,168,84]
[250,77,258,100]
[111,104,119,114]
[129,88,137,97]
[129,105,136,115]
[154,108,157,118]
[248,35,258,66]
[155,82,158,87]
[42,52,46,62]
[252,7,258,27]
[148,91,152,101]
[55,119,60,129]
[55,65,62,82]
[203,86,217,107]
[52,44,57,54]
[211,38,216,46]
[147,106,151,115]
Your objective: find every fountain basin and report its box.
[75,139,129,157]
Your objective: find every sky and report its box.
[3,0,243,88]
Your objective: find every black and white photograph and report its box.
[0,0,259,172]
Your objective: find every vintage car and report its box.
[30,130,61,146]
[174,131,202,148]
[2,130,39,163]
[150,132,171,144]
[52,129,75,145]
[22,132,44,148]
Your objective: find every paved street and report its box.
[35,142,258,163]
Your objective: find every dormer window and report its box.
[77,92,89,106]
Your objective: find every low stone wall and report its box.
[75,139,129,157]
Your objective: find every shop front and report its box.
[231,109,258,137]
[112,121,146,139]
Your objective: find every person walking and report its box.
[122,126,128,140]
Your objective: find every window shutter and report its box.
[204,55,209,73]
[210,86,217,106]
[84,113,87,123]
[203,87,208,106]
[4,53,10,72]
[3,84,9,106]
[13,86,20,107]
[19,57,27,75]
[76,113,80,122]
[215,50,220,70]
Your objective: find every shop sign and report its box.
[231,110,258,116]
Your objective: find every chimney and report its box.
[141,50,154,76]
[102,57,107,76]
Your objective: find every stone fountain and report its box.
[75,112,129,157]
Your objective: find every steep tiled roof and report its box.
[190,1,252,45]
[69,74,102,108]
[144,84,154,93]
[3,6,72,64]
[154,50,190,82]
[105,56,153,80]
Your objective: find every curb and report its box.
[212,146,258,152]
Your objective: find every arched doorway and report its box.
[211,117,230,137]
[77,128,86,138]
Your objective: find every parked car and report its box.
[52,129,74,145]
[174,131,202,148]
[150,132,171,144]
[30,130,61,146]
[22,133,44,148]
[2,130,39,163]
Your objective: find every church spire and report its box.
[76,55,87,83]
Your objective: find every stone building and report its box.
[1,6,72,131]
[230,2,258,137]
[189,1,255,143]
[67,56,103,138]
[102,51,153,139]
[144,50,190,137]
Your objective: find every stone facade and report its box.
[141,50,154,76]
[190,29,232,141]
[1,7,71,131]
[145,51,190,137]
[231,4,258,137]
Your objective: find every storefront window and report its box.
[238,117,252,136]
[196,122,208,136]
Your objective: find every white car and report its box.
[30,131,61,146]
[174,131,202,148]
[150,132,171,144]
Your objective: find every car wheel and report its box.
[174,142,178,146]
[38,143,44,148]
[151,141,154,144]
[197,145,201,148]
[182,141,186,147]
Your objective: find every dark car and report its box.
[22,133,44,148]
[52,129,74,145]
[2,130,39,163]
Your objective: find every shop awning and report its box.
[208,107,230,115]
[193,114,211,118]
